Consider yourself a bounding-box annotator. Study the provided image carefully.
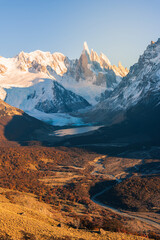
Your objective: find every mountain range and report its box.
[84,39,160,125]
[65,39,160,149]
[0,42,128,125]
[0,38,159,240]
[0,39,160,135]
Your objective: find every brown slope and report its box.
[0,99,54,146]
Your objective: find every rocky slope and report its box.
[0,188,148,240]
[61,39,160,149]
[64,42,128,88]
[85,39,160,124]
[13,42,128,89]
[3,78,90,114]
[0,99,54,144]
[0,42,128,117]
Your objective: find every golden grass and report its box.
[39,172,80,186]
[0,188,151,240]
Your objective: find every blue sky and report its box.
[0,0,160,68]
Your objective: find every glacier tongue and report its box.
[25,109,84,127]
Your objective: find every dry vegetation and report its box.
[99,176,160,212]
[0,146,158,239]
[0,188,151,240]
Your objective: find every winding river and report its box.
[91,184,160,230]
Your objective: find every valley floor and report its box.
[0,146,159,239]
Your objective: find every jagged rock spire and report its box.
[83,41,90,55]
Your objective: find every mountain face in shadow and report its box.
[61,94,160,153]
[61,40,160,153]
[84,39,160,125]
[0,99,54,146]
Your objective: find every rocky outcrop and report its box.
[112,62,129,77]
[84,38,160,124]
[16,51,67,75]
[0,64,7,74]
[14,42,128,89]
[70,42,128,87]
[4,79,90,114]
[0,42,128,114]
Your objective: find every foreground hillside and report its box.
[0,188,150,240]
[0,145,159,240]
[0,93,159,239]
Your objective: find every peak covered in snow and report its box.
[99,53,111,67]
[3,78,90,116]
[85,38,160,123]
[83,41,90,55]
[73,42,129,89]
[16,50,67,76]
[81,42,128,78]
[0,42,129,125]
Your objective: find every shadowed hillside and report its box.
[0,99,55,146]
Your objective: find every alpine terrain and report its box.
[0,42,128,125]
[85,39,160,124]
[0,39,159,240]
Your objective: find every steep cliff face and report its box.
[0,42,128,124]
[16,50,68,75]
[0,64,7,74]
[66,42,128,88]
[0,42,128,106]
[2,79,90,114]
[85,39,160,124]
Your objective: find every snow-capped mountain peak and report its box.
[90,49,100,62]
[0,42,129,125]
[99,52,111,68]
[15,50,67,76]
[83,41,90,55]
[85,38,160,123]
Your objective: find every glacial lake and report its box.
[53,125,103,137]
